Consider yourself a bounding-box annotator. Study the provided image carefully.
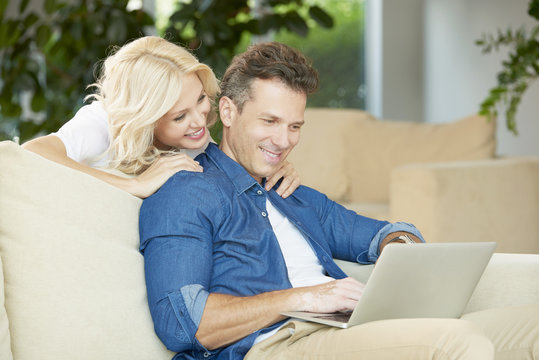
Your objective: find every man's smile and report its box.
[259,146,282,164]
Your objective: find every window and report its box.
[274,0,365,109]
[154,0,366,109]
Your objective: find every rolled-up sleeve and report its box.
[139,173,223,353]
[356,222,425,264]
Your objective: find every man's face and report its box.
[219,78,306,183]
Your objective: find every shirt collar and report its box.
[205,143,261,195]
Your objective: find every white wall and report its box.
[382,0,425,122]
[424,0,539,156]
[368,0,539,156]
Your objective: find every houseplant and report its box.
[0,0,333,143]
[0,0,153,142]
[476,0,539,135]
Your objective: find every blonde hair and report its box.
[87,36,219,175]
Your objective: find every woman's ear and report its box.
[219,96,236,128]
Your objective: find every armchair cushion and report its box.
[346,114,496,203]
[390,157,539,253]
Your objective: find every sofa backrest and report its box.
[0,141,173,360]
[288,108,496,203]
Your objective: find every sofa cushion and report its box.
[0,141,173,360]
[346,114,496,203]
[288,108,376,202]
[0,257,13,360]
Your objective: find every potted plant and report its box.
[476,0,539,135]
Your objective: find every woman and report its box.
[22,36,300,198]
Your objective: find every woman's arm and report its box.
[22,135,202,198]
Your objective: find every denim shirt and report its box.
[139,143,424,360]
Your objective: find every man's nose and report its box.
[271,126,291,149]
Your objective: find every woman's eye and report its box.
[174,114,186,122]
[198,94,206,103]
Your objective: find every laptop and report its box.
[281,242,496,328]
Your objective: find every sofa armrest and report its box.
[389,157,539,253]
[464,253,539,314]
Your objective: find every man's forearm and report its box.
[195,277,364,350]
[195,290,293,350]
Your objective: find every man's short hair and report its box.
[220,42,319,113]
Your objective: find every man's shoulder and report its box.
[144,158,234,208]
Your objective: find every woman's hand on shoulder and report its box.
[131,154,203,198]
[265,160,301,199]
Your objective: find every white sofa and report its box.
[0,138,538,359]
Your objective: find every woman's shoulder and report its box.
[74,101,107,124]
[54,100,110,165]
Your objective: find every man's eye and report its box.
[263,119,275,124]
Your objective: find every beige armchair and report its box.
[288,108,539,254]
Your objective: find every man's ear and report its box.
[219,96,237,128]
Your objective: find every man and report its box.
[139,42,494,359]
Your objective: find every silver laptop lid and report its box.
[349,242,496,325]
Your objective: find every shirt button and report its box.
[257,190,263,195]
[203,352,211,358]
[261,211,267,217]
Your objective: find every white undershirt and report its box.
[266,199,334,288]
[53,101,207,168]
[254,199,334,344]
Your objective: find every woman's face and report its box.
[153,73,211,150]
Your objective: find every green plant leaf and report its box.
[309,5,334,28]
[283,11,309,37]
[0,20,8,47]
[0,0,8,20]
[31,90,47,112]
[528,0,539,20]
[36,24,52,48]
[198,0,215,13]
[44,0,57,14]
[19,0,30,13]
[18,120,42,140]
[2,102,22,118]
[23,12,39,28]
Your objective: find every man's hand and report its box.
[295,277,366,313]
